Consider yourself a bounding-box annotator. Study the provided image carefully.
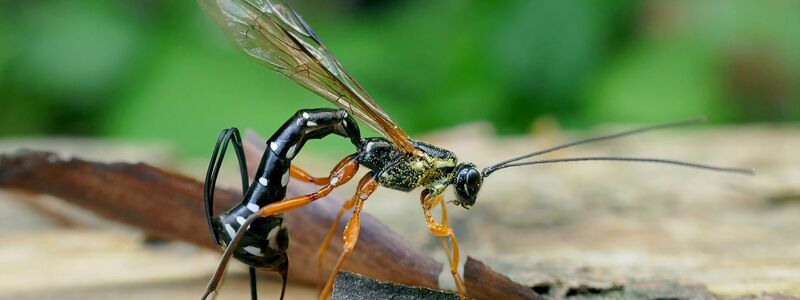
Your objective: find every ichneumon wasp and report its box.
[197,0,754,299]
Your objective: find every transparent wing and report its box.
[199,0,417,154]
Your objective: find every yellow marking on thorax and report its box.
[412,159,428,171]
[417,157,457,194]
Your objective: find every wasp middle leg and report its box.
[315,191,357,290]
[318,172,379,299]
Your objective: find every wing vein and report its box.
[199,0,416,153]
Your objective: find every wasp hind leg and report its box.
[277,260,289,300]
[204,128,249,247]
[202,109,361,300]
[248,267,258,300]
[245,261,286,300]
[201,155,360,300]
[203,127,260,300]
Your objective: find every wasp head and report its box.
[453,163,482,209]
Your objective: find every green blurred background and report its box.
[1,0,798,156]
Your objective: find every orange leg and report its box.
[319,173,379,300]
[200,156,359,300]
[290,162,363,291]
[290,165,330,185]
[421,191,466,299]
[315,196,357,291]
[435,197,460,290]
[427,194,456,281]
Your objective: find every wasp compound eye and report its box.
[454,163,482,209]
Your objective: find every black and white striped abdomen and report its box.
[210,108,359,270]
[212,204,289,269]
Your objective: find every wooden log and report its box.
[464,258,538,300]
[331,272,457,300]
[0,133,539,299]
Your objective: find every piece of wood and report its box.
[331,272,458,300]
[464,258,539,300]
[8,125,799,299]
[0,149,440,287]
[0,141,537,299]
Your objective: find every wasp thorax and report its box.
[453,163,482,209]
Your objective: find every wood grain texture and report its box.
[6,125,798,299]
[464,258,540,300]
[0,134,537,299]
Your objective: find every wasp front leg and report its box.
[421,190,466,299]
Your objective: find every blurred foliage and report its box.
[0,0,798,156]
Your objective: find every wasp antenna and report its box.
[483,156,754,177]
[484,117,707,174]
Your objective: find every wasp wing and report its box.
[199,0,416,154]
